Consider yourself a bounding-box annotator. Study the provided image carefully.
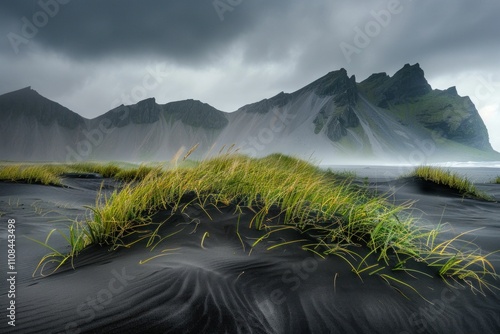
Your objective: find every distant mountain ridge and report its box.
[0,86,86,129]
[92,98,228,129]
[1,64,498,163]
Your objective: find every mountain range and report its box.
[1,63,498,164]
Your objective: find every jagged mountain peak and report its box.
[0,86,49,102]
[237,91,291,114]
[136,97,156,106]
[239,68,359,115]
[391,63,432,96]
[95,97,228,130]
[359,63,432,108]
[300,68,355,97]
[0,86,85,129]
[94,97,162,128]
[357,64,493,152]
[445,86,458,95]
[1,63,497,162]
[165,98,216,110]
[362,72,389,84]
[1,86,34,96]
[162,99,228,129]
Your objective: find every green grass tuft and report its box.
[69,162,123,178]
[411,166,491,200]
[30,155,499,295]
[0,164,65,185]
[0,162,164,185]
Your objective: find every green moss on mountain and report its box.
[359,64,493,152]
[358,63,432,108]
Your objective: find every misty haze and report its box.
[1,1,500,334]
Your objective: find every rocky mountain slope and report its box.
[0,64,497,163]
[0,87,88,161]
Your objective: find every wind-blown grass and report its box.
[0,165,66,185]
[0,162,162,185]
[32,154,498,295]
[69,162,123,178]
[411,166,491,200]
[495,176,500,184]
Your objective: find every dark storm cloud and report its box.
[335,0,500,79]
[3,0,499,73]
[1,0,301,64]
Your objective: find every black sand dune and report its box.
[1,173,500,333]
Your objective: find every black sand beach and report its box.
[1,168,500,334]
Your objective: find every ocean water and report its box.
[323,161,500,183]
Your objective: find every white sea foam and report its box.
[430,161,500,168]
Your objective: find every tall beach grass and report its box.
[411,166,491,200]
[0,164,66,185]
[30,154,499,295]
[0,161,168,185]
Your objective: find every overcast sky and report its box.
[1,0,499,150]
